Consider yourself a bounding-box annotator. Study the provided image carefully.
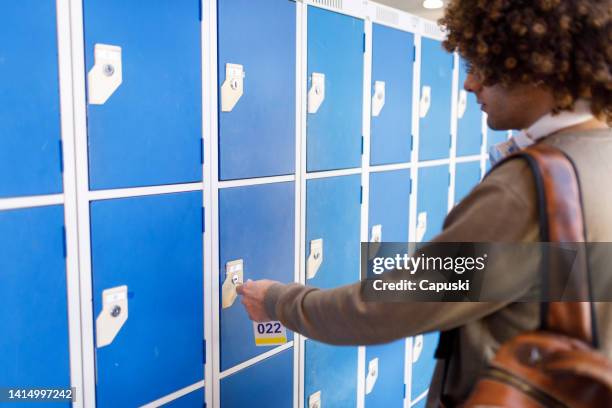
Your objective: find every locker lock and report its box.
[416,212,428,243]
[365,357,379,395]
[96,285,129,348]
[371,81,386,117]
[308,73,326,114]
[221,63,245,112]
[222,259,244,309]
[88,44,122,105]
[412,334,424,363]
[369,225,383,259]
[103,64,115,77]
[231,273,241,285]
[110,305,121,317]
[306,239,324,279]
[371,224,382,243]
[308,391,321,408]
[457,90,468,119]
[419,86,432,118]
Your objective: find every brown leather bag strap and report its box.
[516,143,594,344]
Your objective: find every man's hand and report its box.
[236,279,279,322]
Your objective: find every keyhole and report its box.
[313,251,320,260]
[110,305,121,317]
[103,64,115,77]
[230,78,239,90]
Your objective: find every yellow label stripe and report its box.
[255,337,287,346]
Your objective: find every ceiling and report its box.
[374,0,447,22]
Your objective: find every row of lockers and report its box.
[0,0,511,407]
[1,0,506,200]
[1,164,482,406]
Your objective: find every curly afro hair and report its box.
[440,0,612,124]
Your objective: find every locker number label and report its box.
[253,321,287,346]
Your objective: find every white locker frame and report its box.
[206,0,302,407]
[61,0,207,406]
[0,1,503,407]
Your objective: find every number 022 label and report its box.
[252,321,287,346]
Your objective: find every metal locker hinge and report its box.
[221,63,245,112]
[96,285,128,348]
[306,239,323,279]
[88,44,122,105]
[308,73,325,114]
[61,226,67,259]
[371,81,386,117]
[222,259,244,309]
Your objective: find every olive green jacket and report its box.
[264,128,612,406]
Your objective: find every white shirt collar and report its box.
[514,99,594,148]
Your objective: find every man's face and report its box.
[464,71,555,131]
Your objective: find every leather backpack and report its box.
[440,143,612,407]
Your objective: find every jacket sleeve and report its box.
[264,160,540,345]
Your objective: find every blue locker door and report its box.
[369,170,411,242]
[162,388,204,407]
[411,332,440,404]
[305,340,358,408]
[366,171,410,406]
[454,161,481,205]
[456,59,483,156]
[419,38,453,161]
[221,349,293,407]
[365,170,410,406]
[365,340,406,407]
[84,0,202,190]
[304,175,361,407]
[0,206,70,408]
[90,192,204,407]
[416,165,449,242]
[0,2,62,198]
[306,175,361,289]
[306,6,364,172]
[218,0,296,180]
[370,24,414,166]
[305,175,360,407]
[218,182,295,371]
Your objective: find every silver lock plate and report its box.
[371,81,386,117]
[308,73,325,114]
[222,259,244,309]
[221,63,245,112]
[87,44,123,105]
[306,238,324,279]
[96,285,129,348]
